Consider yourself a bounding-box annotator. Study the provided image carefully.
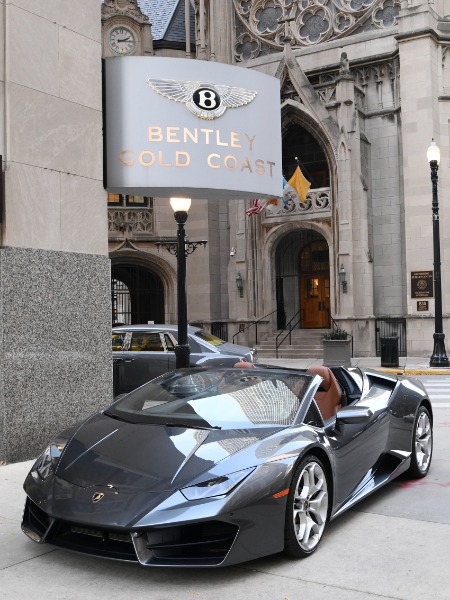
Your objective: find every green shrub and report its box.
[323,328,349,340]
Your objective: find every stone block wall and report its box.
[0,0,111,462]
[0,248,112,463]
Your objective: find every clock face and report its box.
[109,26,136,55]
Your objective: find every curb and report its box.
[375,368,450,376]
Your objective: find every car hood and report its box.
[56,413,276,493]
[212,340,255,360]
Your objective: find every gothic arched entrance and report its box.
[111,263,164,325]
[275,229,330,330]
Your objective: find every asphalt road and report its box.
[1,376,449,600]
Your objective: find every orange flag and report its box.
[285,165,311,202]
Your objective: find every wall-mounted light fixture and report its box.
[339,263,347,293]
[230,247,236,256]
[236,272,244,297]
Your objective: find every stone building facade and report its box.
[103,0,450,360]
[228,0,450,358]
[2,0,450,460]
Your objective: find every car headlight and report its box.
[180,467,255,501]
[31,441,66,481]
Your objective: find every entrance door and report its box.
[300,275,330,328]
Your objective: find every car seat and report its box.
[306,365,343,421]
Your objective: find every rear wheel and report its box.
[407,406,433,478]
[284,455,329,558]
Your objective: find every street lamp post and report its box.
[171,197,191,369]
[427,140,449,367]
[155,198,207,369]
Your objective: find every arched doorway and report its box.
[111,263,164,325]
[275,229,330,329]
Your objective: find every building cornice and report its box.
[395,27,443,44]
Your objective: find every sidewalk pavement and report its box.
[259,356,450,375]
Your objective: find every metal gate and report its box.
[211,322,228,341]
[111,264,164,325]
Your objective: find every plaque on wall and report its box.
[411,271,434,298]
[417,301,429,312]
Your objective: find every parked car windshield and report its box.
[193,330,225,347]
[105,368,311,429]
[112,332,125,351]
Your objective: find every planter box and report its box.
[323,338,352,367]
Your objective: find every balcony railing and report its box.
[262,187,331,221]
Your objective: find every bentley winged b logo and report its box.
[146,78,257,120]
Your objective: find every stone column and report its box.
[335,56,374,353]
[0,0,111,462]
[397,4,449,355]
[207,0,235,64]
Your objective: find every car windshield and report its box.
[193,330,225,347]
[105,368,312,429]
[112,332,125,351]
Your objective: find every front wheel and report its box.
[407,406,433,478]
[284,455,329,558]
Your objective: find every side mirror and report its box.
[335,406,373,424]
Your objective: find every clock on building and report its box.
[108,25,136,55]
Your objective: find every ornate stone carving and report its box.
[281,74,302,103]
[262,187,332,220]
[233,0,401,60]
[339,52,350,75]
[101,0,149,24]
[317,84,337,105]
[311,57,400,112]
[108,209,154,237]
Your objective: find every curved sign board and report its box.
[104,57,282,200]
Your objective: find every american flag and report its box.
[245,199,268,216]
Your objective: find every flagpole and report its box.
[294,156,313,182]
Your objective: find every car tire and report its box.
[407,405,433,479]
[284,454,329,558]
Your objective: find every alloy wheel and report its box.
[415,410,432,474]
[292,460,328,552]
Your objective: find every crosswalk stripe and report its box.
[405,377,450,406]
